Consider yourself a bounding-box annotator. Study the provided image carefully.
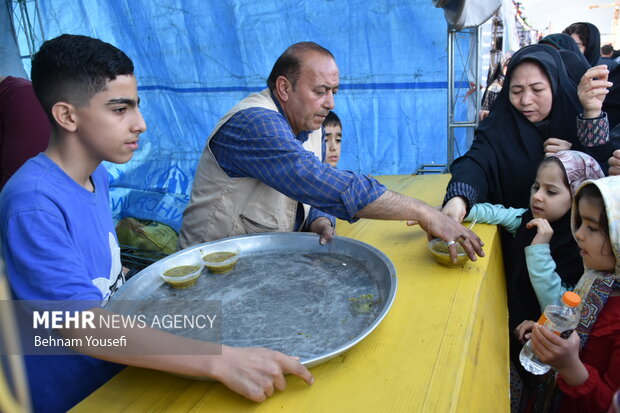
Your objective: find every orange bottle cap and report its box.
[562,291,581,307]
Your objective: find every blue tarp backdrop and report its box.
[31,0,470,231]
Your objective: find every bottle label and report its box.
[538,313,574,338]
[537,314,547,325]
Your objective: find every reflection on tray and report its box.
[108,233,397,367]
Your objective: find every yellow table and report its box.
[72,174,509,412]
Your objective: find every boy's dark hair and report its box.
[574,184,609,242]
[562,23,590,47]
[323,111,341,129]
[601,44,614,56]
[267,42,334,92]
[31,34,134,121]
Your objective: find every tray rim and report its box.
[109,232,398,367]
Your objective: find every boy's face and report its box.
[529,162,572,222]
[74,74,146,165]
[574,196,615,272]
[324,124,342,167]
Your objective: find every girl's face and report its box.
[529,162,572,222]
[509,62,553,123]
[574,196,616,272]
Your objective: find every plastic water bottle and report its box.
[519,291,581,375]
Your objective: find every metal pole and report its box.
[475,24,482,128]
[34,0,44,41]
[447,29,455,166]
[16,1,34,58]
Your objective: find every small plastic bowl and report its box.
[202,246,240,274]
[428,238,469,267]
[160,253,204,288]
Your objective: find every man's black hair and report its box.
[601,44,614,56]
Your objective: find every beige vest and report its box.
[178,89,323,248]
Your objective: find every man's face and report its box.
[282,51,339,135]
[74,75,146,165]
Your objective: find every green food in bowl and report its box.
[428,238,469,267]
[164,277,199,289]
[164,265,201,277]
[160,255,204,289]
[203,251,236,262]
[203,251,239,274]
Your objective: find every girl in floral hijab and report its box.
[528,175,620,412]
[466,150,605,328]
[464,150,605,411]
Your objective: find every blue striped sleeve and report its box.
[306,207,336,229]
[211,107,386,222]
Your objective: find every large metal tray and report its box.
[107,232,397,367]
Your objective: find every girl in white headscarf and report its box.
[464,150,606,412]
[528,176,620,412]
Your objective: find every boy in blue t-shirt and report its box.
[0,34,313,412]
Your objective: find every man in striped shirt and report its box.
[180,42,483,263]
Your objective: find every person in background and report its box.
[179,42,483,264]
[0,75,50,190]
[539,33,582,53]
[523,177,620,412]
[322,111,341,168]
[563,22,601,66]
[479,50,514,121]
[610,149,620,176]
[0,34,314,412]
[576,65,620,173]
[606,61,620,129]
[600,44,618,71]
[576,64,620,176]
[539,33,590,86]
